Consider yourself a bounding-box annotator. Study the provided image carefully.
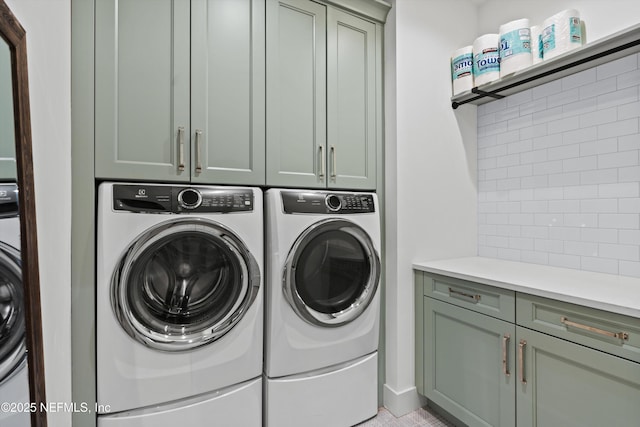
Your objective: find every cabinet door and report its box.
[95,0,190,182]
[191,0,265,185]
[516,326,640,427]
[327,9,376,190]
[424,298,516,427]
[266,0,326,188]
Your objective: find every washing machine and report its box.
[97,182,263,426]
[264,188,381,427]
[0,183,30,427]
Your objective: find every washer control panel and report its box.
[113,185,253,213]
[282,190,375,214]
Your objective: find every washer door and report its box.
[0,242,26,385]
[112,218,260,351]
[284,219,380,327]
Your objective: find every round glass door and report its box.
[0,242,26,384]
[284,219,380,327]
[112,218,260,351]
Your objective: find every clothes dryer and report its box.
[0,183,29,427]
[264,188,381,427]
[97,183,263,426]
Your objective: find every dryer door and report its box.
[0,242,26,385]
[112,218,260,351]
[284,219,380,327]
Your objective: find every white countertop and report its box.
[413,257,640,319]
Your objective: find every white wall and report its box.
[5,1,72,426]
[383,0,479,416]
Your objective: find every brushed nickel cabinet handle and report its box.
[448,287,481,303]
[319,145,325,178]
[330,145,336,179]
[195,130,203,174]
[560,316,629,341]
[177,126,185,172]
[502,334,511,377]
[519,339,527,384]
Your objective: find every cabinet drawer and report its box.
[421,272,515,322]
[517,294,640,364]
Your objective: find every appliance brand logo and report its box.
[135,188,147,198]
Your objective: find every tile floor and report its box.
[356,406,454,427]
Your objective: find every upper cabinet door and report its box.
[266,0,327,188]
[327,9,376,190]
[95,0,191,182]
[190,0,265,185]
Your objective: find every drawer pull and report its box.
[518,339,527,384]
[560,316,629,341]
[502,334,511,377]
[448,287,481,303]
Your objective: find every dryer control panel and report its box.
[282,191,375,214]
[113,185,253,214]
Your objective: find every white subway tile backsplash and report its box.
[580,198,618,213]
[598,243,640,261]
[478,52,640,277]
[548,116,580,135]
[596,54,638,81]
[598,182,640,198]
[619,198,640,213]
[618,69,640,90]
[580,168,618,185]
[618,100,640,120]
[562,68,596,90]
[618,133,640,151]
[549,253,581,269]
[548,88,580,109]
[563,127,598,145]
[620,230,640,245]
[599,213,639,229]
[581,256,619,274]
[579,108,617,128]
[619,261,640,278]
[533,80,562,100]
[580,76,617,100]
[581,228,618,244]
[597,86,638,110]
[597,117,639,139]
[598,150,639,169]
[564,240,598,257]
[579,138,617,156]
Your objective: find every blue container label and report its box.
[569,17,582,44]
[538,34,544,59]
[542,23,556,52]
[474,47,500,76]
[452,53,473,80]
[500,28,532,61]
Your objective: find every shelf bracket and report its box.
[471,87,505,99]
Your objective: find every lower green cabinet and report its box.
[424,297,516,427]
[416,271,640,427]
[516,326,640,427]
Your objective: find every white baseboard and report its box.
[382,384,427,417]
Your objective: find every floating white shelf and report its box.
[451,23,640,109]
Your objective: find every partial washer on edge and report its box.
[264,188,382,427]
[0,183,30,427]
[96,182,263,427]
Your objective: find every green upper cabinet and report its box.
[95,0,265,185]
[266,0,379,190]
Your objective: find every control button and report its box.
[177,188,202,209]
[325,194,342,212]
